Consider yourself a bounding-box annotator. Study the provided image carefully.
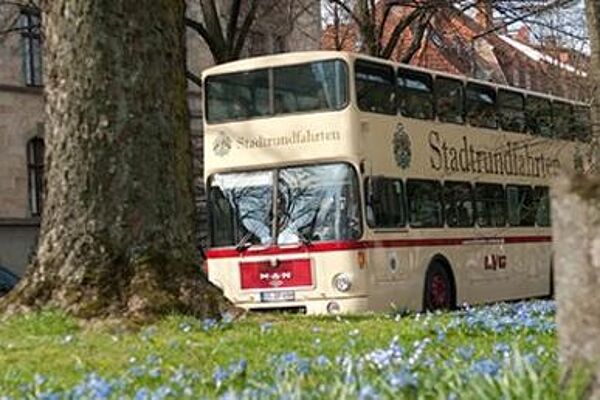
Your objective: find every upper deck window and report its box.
[355,60,395,115]
[205,59,348,123]
[205,69,270,123]
[274,60,347,114]
[498,89,525,133]
[397,69,434,120]
[435,77,464,124]
[466,83,497,129]
[526,96,552,137]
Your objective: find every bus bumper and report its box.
[239,296,369,315]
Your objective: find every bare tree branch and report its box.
[381,7,424,59]
[186,70,203,88]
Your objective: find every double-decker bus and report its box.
[202,51,591,314]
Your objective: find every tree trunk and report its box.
[1,0,230,321]
[554,0,600,395]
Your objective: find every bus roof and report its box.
[201,51,588,106]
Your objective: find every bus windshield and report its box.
[205,59,348,123]
[209,163,361,247]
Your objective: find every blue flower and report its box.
[456,346,475,360]
[470,358,500,376]
[358,385,379,400]
[213,366,230,388]
[260,322,273,334]
[315,355,329,367]
[203,318,218,331]
[387,370,417,389]
[134,388,151,400]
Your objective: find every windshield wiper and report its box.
[235,231,254,252]
[295,207,321,247]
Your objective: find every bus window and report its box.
[534,186,551,227]
[435,77,464,124]
[205,69,270,123]
[466,83,497,129]
[475,183,506,227]
[407,179,443,228]
[397,68,434,120]
[553,101,574,140]
[209,171,274,247]
[498,89,525,132]
[507,185,535,227]
[573,106,592,142]
[274,60,348,115]
[526,96,552,137]
[366,177,405,228]
[443,181,474,227]
[277,163,361,244]
[355,60,395,115]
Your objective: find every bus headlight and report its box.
[332,273,352,292]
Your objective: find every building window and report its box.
[27,137,44,216]
[20,9,43,87]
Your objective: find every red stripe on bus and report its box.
[205,235,552,259]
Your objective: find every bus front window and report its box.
[209,163,361,248]
[209,171,274,247]
[277,164,361,244]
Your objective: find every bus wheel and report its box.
[423,262,454,311]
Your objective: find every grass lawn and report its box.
[0,300,588,399]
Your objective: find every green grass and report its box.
[0,302,590,399]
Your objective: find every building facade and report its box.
[0,0,321,276]
[0,6,43,276]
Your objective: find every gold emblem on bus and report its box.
[213,132,232,157]
[393,123,412,169]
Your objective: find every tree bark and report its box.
[1,0,230,321]
[554,0,600,395]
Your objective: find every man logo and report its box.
[393,123,411,169]
[213,132,232,157]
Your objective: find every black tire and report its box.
[423,261,455,311]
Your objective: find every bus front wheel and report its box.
[423,261,455,311]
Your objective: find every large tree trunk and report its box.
[554,0,600,395]
[1,0,230,321]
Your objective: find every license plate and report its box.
[260,290,295,303]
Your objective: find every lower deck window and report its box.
[443,181,474,227]
[475,183,506,227]
[366,177,405,228]
[507,185,535,227]
[534,186,551,227]
[407,179,443,228]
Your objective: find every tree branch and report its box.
[381,7,423,59]
[232,0,260,60]
[186,70,203,88]
[225,0,241,46]
[198,0,227,61]
[400,12,432,63]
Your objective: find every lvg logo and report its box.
[484,254,507,271]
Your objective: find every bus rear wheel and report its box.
[423,262,454,311]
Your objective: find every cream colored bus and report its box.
[202,51,591,314]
